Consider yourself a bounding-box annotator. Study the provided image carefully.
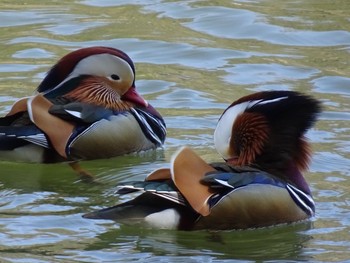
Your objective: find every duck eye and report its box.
[111,74,120,80]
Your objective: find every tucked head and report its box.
[214,91,321,173]
[37,46,147,108]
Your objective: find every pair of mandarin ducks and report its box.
[0,46,321,230]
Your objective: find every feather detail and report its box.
[171,147,215,216]
[146,168,172,181]
[216,91,321,176]
[63,76,133,111]
[294,136,311,172]
[229,112,269,166]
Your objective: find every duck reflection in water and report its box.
[84,220,314,261]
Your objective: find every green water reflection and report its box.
[0,0,350,262]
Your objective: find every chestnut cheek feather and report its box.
[64,77,132,111]
[295,136,311,171]
[230,112,269,166]
[225,156,239,166]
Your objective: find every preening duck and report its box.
[83,91,321,230]
[0,47,166,179]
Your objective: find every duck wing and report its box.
[0,112,49,150]
[48,102,115,123]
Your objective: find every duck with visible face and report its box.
[83,91,321,230]
[0,47,166,179]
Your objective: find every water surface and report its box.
[0,1,349,262]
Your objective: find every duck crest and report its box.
[215,91,321,178]
[37,46,135,93]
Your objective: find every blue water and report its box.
[0,1,349,262]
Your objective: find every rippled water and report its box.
[0,1,349,262]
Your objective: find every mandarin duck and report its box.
[83,91,321,230]
[0,47,166,180]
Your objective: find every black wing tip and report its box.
[82,211,103,219]
[82,205,122,220]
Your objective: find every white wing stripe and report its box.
[287,184,315,206]
[18,134,49,148]
[214,179,235,188]
[286,184,314,215]
[65,110,82,118]
[131,108,163,145]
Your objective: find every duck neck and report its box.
[285,162,311,195]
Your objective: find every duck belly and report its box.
[195,184,309,230]
[0,144,45,163]
[67,114,156,160]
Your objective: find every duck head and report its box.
[214,91,321,176]
[37,46,147,110]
